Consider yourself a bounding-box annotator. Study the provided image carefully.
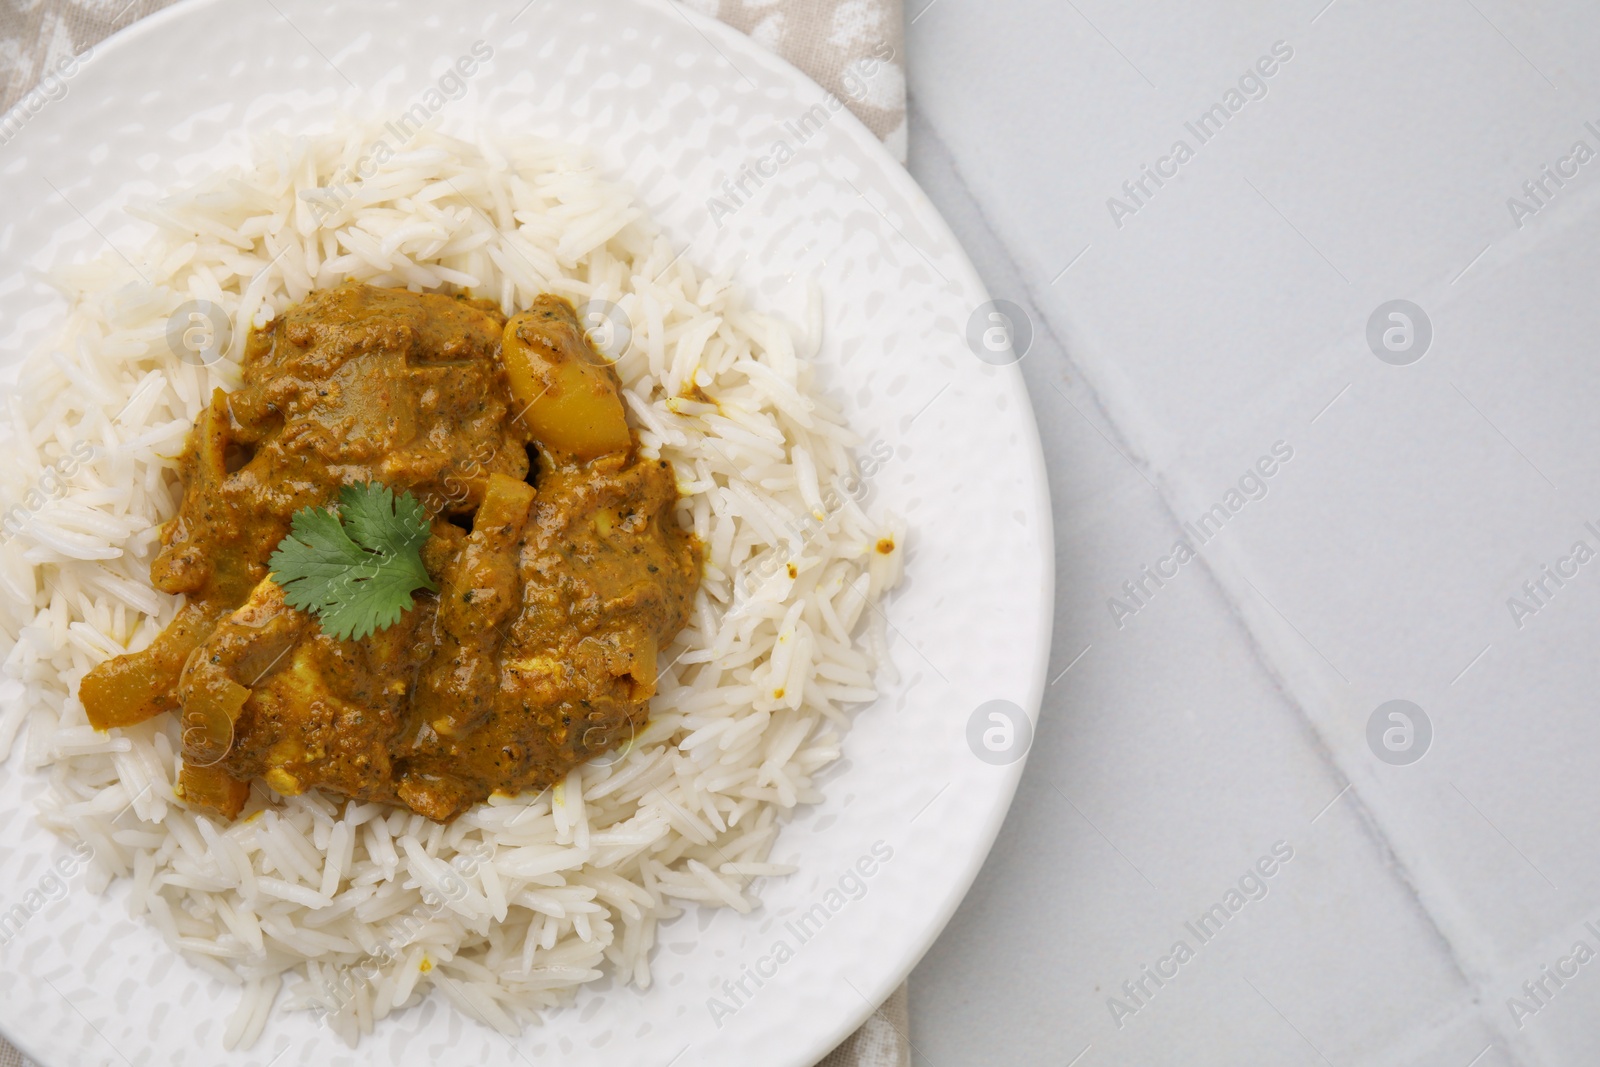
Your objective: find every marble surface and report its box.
[904,2,1600,1065]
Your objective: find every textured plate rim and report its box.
[0,1,1056,1062]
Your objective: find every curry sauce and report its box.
[79,282,700,821]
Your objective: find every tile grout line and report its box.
[905,98,1542,1067]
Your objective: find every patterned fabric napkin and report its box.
[0,1,910,1066]
[686,0,907,160]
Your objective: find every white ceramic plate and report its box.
[0,1,1053,1063]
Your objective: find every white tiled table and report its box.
[904,2,1600,1064]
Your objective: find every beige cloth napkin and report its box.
[0,1,910,1065]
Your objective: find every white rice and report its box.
[0,122,904,1047]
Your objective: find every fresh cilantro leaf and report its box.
[340,481,432,558]
[268,482,438,641]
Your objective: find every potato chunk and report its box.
[502,297,631,459]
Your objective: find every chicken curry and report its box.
[79,282,700,821]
